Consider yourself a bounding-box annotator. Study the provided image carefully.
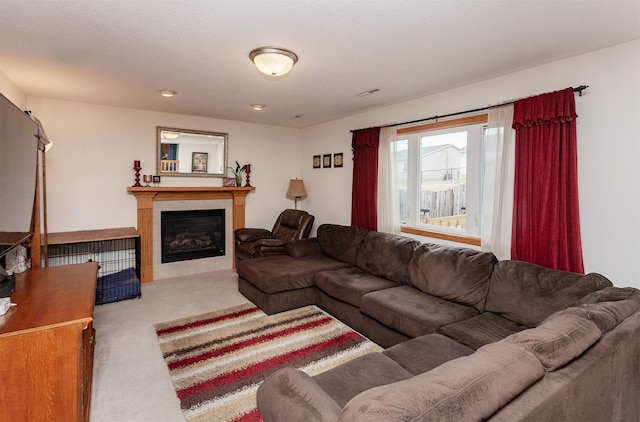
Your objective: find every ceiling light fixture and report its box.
[251,104,265,111]
[159,90,177,98]
[249,47,298,77]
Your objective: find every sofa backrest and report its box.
[485,260,613,328]
[554,286,640,334]
[579,286,640,305]
[317,224,368,266]
[355,231,419,285]
[408,243,497,311]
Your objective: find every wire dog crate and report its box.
[44,228,141,305]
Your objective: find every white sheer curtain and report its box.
[377,126,401,234]
[481,105,515,259]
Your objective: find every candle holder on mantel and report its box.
[132,160,142,187]
[244,164,252,187]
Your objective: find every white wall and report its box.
[23,98,303,233]
[301,40,640,288]
[0,70,26,108]
[3,41,638,287]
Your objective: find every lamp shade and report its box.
[250,47,298,77]
[286,179,307,198]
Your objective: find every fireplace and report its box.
[161,209,225,263]
[128,186,254,282]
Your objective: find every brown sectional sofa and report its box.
[235,224,640,421]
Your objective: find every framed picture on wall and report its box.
[313,155,321,169]
[333,152,343,168]
[192,152,208,173]
[323,154,331,168]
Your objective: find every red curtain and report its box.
[511,87,584,273]
[351,127,380,231]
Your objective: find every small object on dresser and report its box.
[0,270,16,315]
[223,177,236,187]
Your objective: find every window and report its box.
[392,116,487,241]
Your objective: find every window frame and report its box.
[394,114,488,246]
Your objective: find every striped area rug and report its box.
[154,303,382,422]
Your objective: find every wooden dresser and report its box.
[0,262,98,422]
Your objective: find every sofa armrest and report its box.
[254,238,289,258]
[257,367,341,422]
[339,342,543,422]
[235,228,272,243]
[287,237,323,257]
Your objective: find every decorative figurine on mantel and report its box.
[133,160,142,187]
[244,164,252,187]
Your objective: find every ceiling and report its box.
[1,1,638,129]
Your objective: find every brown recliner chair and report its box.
[234,209,315,262]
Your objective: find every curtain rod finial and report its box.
[573,85,589,96]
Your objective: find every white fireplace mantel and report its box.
[127,186,255,282]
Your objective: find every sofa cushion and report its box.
[317,224,369,266]
[236,254,350,294]
[312,352,413,408]
[339,341,544,422]
[257,367,341,422]
[355,231,418,285]
[360,286,478,338]
[408,243,497,311]
[485,260,613,328]
[238,277,316,315]
[439,312,528,350]
[382,333,474,375]
[505,313,601,371]
[314,267,398,308]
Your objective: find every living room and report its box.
[1,2,638,289]
[0,1,639,421]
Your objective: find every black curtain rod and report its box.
[350,85,589,133]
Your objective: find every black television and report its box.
[0,93,40,295]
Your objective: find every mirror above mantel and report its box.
[156,126,228,178]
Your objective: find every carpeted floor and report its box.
[90,270,250,422]
[154,303,382,422]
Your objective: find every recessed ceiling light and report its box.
[251,104,265,111]
[159,90,177,98]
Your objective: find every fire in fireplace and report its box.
[161,209,225,263]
